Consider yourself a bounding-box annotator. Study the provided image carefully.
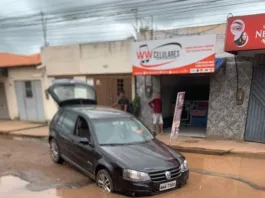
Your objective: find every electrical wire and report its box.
[0,0,265,54]
[0,0,262,25]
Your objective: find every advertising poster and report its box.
[132,35,216,75]
[225,13,265,52]
[170,92,185,142]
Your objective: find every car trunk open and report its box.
[47,79,97,107]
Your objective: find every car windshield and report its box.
[92,117,154,145]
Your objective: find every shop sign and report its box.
[191,110,207,117]
[225,13,265,52]
[132,35,216,75]
[170,92,185,142]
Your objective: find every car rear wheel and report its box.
[50,139,64,164]
[96,169,114,193]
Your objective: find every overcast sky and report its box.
[0,0,265,54]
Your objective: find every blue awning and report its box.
[215,58,225,71]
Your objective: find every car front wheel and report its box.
[50,139,64,164]
[96,169,114,193]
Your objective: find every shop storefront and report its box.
[133,35,226,137]
[225,13,265,143]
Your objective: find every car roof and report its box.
[63,105,132,120]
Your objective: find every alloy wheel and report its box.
[97,173,111,193]
[50,140,59,161]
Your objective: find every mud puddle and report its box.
[0,175,120,198]
[1,172,265,198]
[2,150,265,198]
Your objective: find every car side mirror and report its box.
[78,137,89,145]
[78,137,94,147]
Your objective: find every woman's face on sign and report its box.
[231,21,244,35]
[242,32,248,41]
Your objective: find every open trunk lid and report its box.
[47,79,97,107]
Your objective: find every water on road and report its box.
[1,153,265,198]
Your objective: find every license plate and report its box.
[159,181,176,191]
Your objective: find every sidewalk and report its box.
[2,121,265,158]
[157,134,265,158]
[0,120,47,137]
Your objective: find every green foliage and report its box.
[132,95,141,117]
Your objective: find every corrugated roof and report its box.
[0,53,41,68]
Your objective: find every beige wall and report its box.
[2,66,57,121]
[41,38,135,102]
[42,39,133,76]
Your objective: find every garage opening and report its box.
[161,75,210,137]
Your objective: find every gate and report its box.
[0,83,9,119]
[15,80,45,122]
[245,66,265,143]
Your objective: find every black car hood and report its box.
[100,139,183,172]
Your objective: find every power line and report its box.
[0,0,263,31]
[0,0,259,24]
[0,0,264,54]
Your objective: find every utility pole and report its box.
[134,8,139,34]
[41,12,48,47]
[151,15,154,40]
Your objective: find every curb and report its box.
[0,132,48,139]
[1,130,265,158]
[0,124,47,134]
[0,133,48,140]
[170,145,265,158]
[0,125,48,140]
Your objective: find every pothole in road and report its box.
[0,175,122,198]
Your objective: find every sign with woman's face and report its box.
[225,13,265,52]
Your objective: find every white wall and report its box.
[41,39,133,76]
[3,66,56,121]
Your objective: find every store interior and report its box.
[161,75,210,137]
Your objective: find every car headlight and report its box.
[123,169,151,182]
[180,160,189,172]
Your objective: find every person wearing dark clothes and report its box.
[112,91,129,112]
[148,92,164,134]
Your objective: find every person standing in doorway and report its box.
[112,90,129,112]
[149,92,163,135]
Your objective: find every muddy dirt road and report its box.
[0,136,91,191]
[1,136,265,198]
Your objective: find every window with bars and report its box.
[25,81,33,98]
[117,79,124,96]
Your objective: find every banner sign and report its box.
[170,92,185,142]
[225,13,265,52]
[132,35,216,75]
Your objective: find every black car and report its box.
[47,79,189,196]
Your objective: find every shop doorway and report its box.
[245,66,265,143]
[161,75,210,137]
[94,75,132,107]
